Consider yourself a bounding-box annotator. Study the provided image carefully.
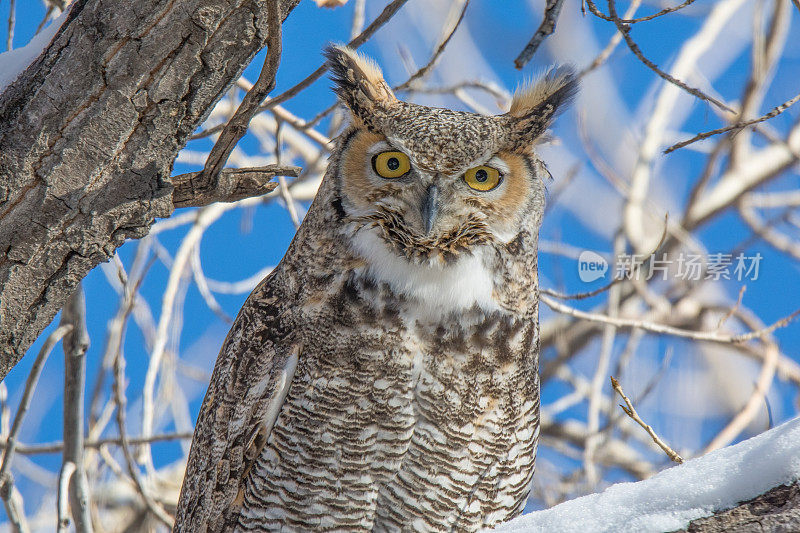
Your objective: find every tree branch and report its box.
[514,0,566,69]
[189,0,283,199]
[171,165,300,209]
[60,285,92,533]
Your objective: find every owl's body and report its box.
[175,47,576,532]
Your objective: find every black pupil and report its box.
[475,169,488,182]
[387,157,400,171]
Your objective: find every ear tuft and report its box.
[506,66,578,149]
[324,45,397,130]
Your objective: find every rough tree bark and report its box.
[0,0,300,380]
[679,481,800,533]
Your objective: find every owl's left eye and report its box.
[372,151,411,179]
[464,165,502,192]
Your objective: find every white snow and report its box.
[0,8,71,92]
[496,416,800,533]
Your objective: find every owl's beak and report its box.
[421,184,440,236]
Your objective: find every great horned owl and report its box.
[174,46,577,532]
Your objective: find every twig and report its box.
[60,286,92,533]
[579,0,642,77]
[0,325,72,480]
[541,277,623,301]
[0,325,72,533]
[730,308,800,343]
[610,376,683,463]
[190,244,234,324]
[584,0,696,23]
[665,90,800,153]
[394,0,470,90]
[261,0,453,135]
[717,286,746,330]
[739,200,800,261]
[35,5,55,35]
[97,252,173,526]
[141,201,247,471]
[541,294,800,344]
[0,432,194,456]
[6,0,15,51]
[514,0,566,69]
[113,338,173,527]
[186,1,283,203]
[401,79,510,103]
[88,244,154,430]
[259,0,409,111]
[540,413,654,479]
[541,214,669,301]
[1,482,28,533]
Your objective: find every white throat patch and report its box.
[349,227,501,316]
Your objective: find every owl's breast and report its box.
[232,252,538,531]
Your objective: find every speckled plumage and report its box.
[174,46,577,532]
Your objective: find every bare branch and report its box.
[1,482,29,533]
[260,0,410,110]
[514,0,566,69]
[665,90,800,154]
[56,461,76,533]
[113,341,173,527]
[395,0,470,90]
[60,286,93,533]
[171,165,300,209]
[0,325,72,480]
[739,201,800,262]
[579,0,643,77]
[0,432,194,456]
[541,294,800,344]
[584,235,624,485]
[585,0,697,23]
[0,325,72,533]
[274,120,302,228]
[717,286,746,330]
[350,0,366,39]
[6,0,15,51]
[611,376,683,463]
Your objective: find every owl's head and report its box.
[324,45,577,268]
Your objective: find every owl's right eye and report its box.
[372,151,411,179]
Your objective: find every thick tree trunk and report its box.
[679,481,800,533]
[0,0,299,380]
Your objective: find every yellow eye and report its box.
[464,166,502,191]
[372,151,411,179]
